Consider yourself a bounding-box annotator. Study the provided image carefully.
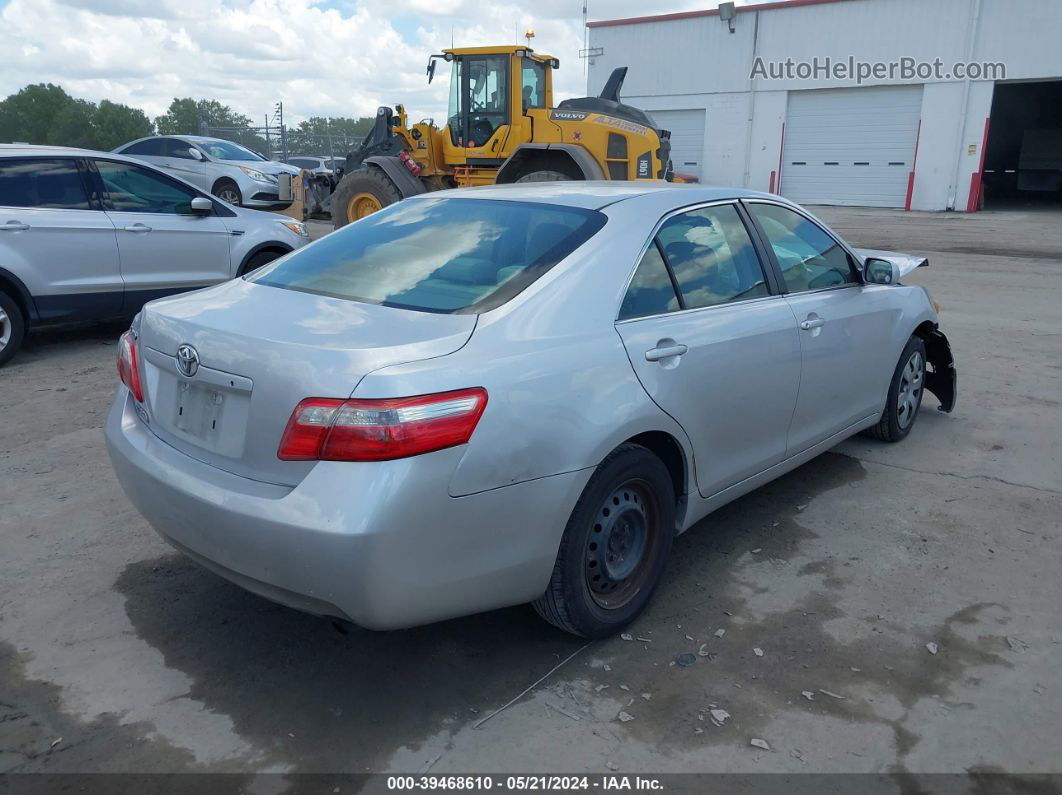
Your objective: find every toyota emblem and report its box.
[175,344,200,378]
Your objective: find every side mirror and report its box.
[189,197,213,214]
[863,257,901,285]
[188,147,203,161]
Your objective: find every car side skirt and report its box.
[31,286,213,326]
[34,291,124,323]
[680,413,880,533]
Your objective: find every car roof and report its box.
[420,181,777,210]
[118,135,240,145]
[0,143,147,161]
[182,135,246,144]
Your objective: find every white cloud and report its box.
[0,0,764,126]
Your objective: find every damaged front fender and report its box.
[919,327,957,413]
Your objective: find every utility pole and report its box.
[264,114,272,158]
[274,101,288,160]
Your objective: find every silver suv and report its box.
[0,144,310,366]
[114,135,300,209]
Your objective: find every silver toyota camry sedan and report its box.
[105,182,956,638]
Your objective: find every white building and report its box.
[586,0,1062,211]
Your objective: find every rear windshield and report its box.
[249,197,607,313]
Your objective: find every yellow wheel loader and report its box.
[331,45,673,228]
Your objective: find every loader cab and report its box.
[448,54,509,148]
[429,47,556,157]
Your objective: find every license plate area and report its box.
[175,381,228,441]
[142,348,253,459]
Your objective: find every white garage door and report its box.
[780,85,922,207]
[649,109,706,179]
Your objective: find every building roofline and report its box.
[587,0,854,29]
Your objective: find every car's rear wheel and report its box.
[213,179,242,206]
[533,443,674,638]
[865,335,927,443]
[0,290,26,367]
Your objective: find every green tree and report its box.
[0,84,156,149]
[0,83,78,144]
[49,98,98,148]
[155,98,252,135]
[92,100,154,150]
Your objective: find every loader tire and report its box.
[331,167,402,229]
[516,170,574,183]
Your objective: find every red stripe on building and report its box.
[905,119,922,211]
[775,122,786,195]
[965,117,991,213]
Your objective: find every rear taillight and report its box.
[277,388,488,462]
[117,330,144,403]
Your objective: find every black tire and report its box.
[331,167,403,229]
[213,179,242,206]
[516,170,574,183]
[0,290,26,368]
[238,249,286,277]
[865,335,927,443]
[533,443,675,638]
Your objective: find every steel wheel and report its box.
[347,192,382,222]
[585,479,661,610]
[534,443,675,637]
[896,350,924,430]
[0,306,10,351]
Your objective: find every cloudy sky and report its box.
[0,0,764,125]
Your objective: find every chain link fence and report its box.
[199,124,363,164]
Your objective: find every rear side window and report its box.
[620,244,679,319]
[619,203,768,319]
[250,197,606,313]
[0,158,90,209]
[658,205,768,308]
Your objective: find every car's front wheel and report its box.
[866,335,927,443]
[213,179,242,206]
[238,249,285,277]
[533,444,674,638]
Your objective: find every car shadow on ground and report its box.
[111,450,918,773]
[11,319,131,366]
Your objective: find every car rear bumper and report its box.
[104,390,590,629]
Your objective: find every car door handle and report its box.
[645,343,688,362]
[124,223,152,233]
[0,221,30,231]
[800,317,825,330]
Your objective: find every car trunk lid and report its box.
[135,278,476,486]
